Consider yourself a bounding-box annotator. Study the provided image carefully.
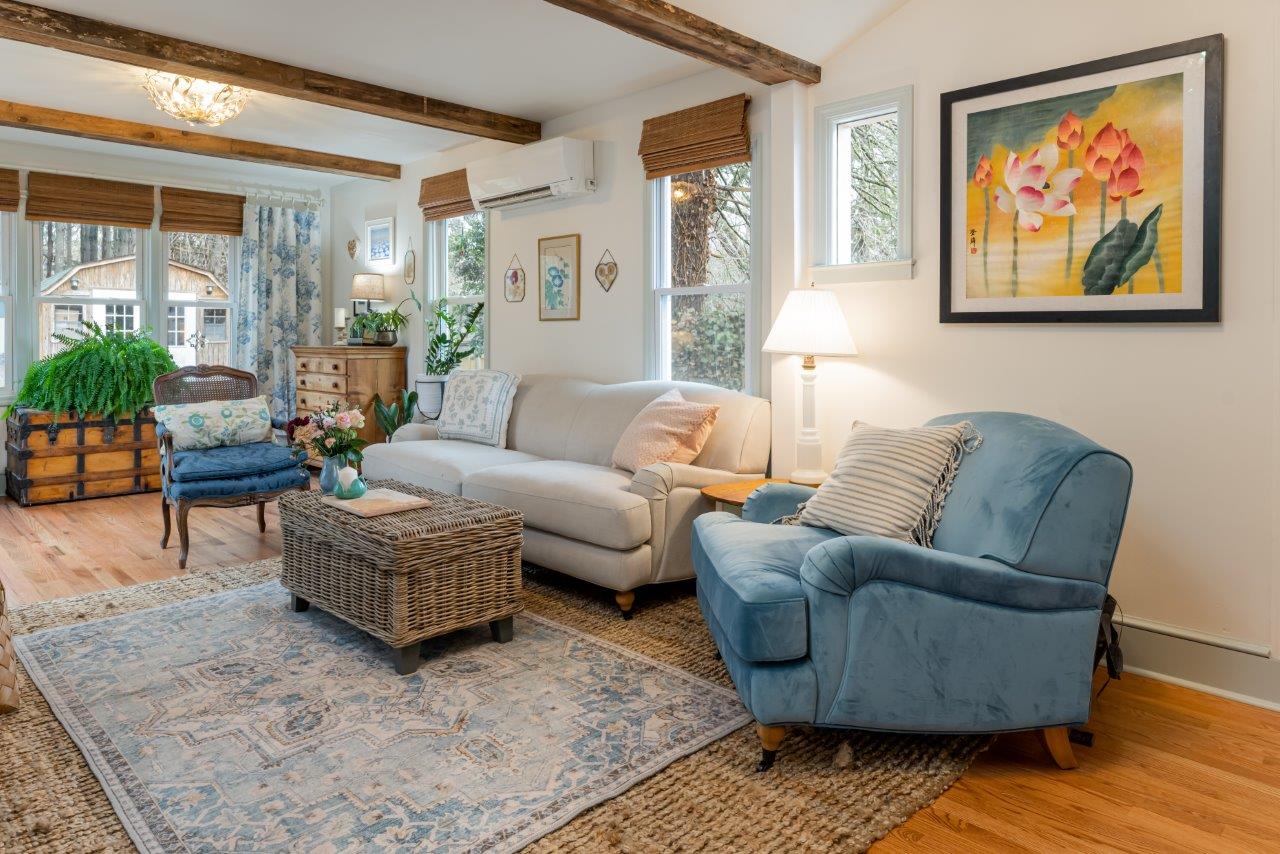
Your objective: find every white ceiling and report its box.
[0,0,903,185]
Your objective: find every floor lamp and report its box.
[763,288,857,486]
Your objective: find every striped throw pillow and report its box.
[797,421,980,546]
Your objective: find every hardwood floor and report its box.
[3,489,1280,851]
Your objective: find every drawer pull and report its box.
[331,381,340,389]
[331,363,340,371]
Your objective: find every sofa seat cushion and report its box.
[362,439,542,494]
[165,466,309,502]
[168,442,299,483]
[692,513,842,663]
[463,460,651,550]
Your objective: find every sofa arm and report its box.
[629,462,757,499]
[741,483,816,524]
[392,423,440,443]
[800,536,1106,611]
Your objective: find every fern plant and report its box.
[6,321,178,422]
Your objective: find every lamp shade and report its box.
[352,273,385,300]
[762,288,857,357]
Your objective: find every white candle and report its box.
[334,307,347,326]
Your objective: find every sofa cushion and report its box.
[165,465,309,502]
[692,513,841,663]
[153,395,274,450]
[437,369,521,448]
[462,460,651,550]
[362,439,541,495]
[168,442,300,483]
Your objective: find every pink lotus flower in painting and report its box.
[1084,122,1125,181]
[1107,137,1146,201]
[1056,111,1084,151]
[994,146,1083,232]
[972,155,993,188]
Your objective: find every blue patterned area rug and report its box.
[16,581,750,853]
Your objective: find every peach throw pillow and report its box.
[612,389,720,473]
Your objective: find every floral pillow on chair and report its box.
[152,395,275,450]
[437,370,522,448]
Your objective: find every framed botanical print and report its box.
[365,217,394,266]
[538,234,580,321]
[941,34,1222,322]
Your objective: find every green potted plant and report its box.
[371,299,414,346]
[372,388,419,442]
[417,299,484,420]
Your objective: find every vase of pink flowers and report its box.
[286,402,370,495]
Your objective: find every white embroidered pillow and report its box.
[152,395,274,451]
[437,370,522,448]
[612,389,720,473]
[798,420,980,546]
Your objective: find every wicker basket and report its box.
[279,480,523,649]
[0,578,17,714]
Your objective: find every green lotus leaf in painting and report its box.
[1081,204,1163,295]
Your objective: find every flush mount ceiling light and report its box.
[141,71,251,127]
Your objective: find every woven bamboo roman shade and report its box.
[160,187,246,235]
[26,172,154,227]
[419,169,475,222]
[0,169,18,213]
[638,94,752,180]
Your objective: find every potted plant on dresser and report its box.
[4,322,178,506]
[417,299,484,420]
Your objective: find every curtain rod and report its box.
[0,163,326,210]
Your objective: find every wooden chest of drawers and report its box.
[291,345,407,456]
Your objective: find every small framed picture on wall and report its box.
[365,217,394,266]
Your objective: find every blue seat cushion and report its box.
[692,513,841,663]
[165,466,309,502]
[169,442,300,483]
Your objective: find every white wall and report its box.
[797,0,1280,694]
[330,69,771,383]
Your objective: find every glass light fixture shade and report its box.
[351,273,386,300]
[763,288,857,357]
[141,71,251,127]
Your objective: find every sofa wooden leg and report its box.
[1038,726,1079,769]
[160,496,171,549]
[756,723,786,772]
[615,590,635,620]
[176,500,191,570]
[256,501,267,533]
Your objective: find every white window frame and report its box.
[161,230,239,366]
[426,211,490,370]
[811,85,914,284]
[32,222,144,359]
[104,302,135,332]
[0,212,13,399]
[644,137,764,395]
[166,305,186,346]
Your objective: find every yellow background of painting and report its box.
[965,76,1183,298]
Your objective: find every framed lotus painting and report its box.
[539,233,580,321]
[941,35,1222,323]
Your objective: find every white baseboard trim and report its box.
[1118,622,1280,712]
[1115,614,1271,658]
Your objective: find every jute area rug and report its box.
[1,560,987,853]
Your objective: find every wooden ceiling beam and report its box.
[542,0,820,85]
[0,1,541,144]
[0,100,402,180]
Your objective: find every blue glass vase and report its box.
[318,456,341,495]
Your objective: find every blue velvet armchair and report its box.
[153,365,309,569]
[692,412,1132,771]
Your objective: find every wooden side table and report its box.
[701,478,789,512]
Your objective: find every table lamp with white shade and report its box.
[762,287,857,486]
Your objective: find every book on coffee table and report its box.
[320,488,432,518]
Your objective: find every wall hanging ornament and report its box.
[504,255,527,302]
[403,237,417,286]
[594,249,618,292]
[347,237,360,260]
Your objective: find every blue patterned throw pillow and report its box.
[436,370,521,448]
[153,395,274,450]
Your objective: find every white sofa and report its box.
[362,374,771,617]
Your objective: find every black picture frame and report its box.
[939,34,1223,323]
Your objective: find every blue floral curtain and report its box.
[234,204,322,418]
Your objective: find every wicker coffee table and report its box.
[279,479,524,674]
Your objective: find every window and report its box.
[166,231,234,366]
[104,302,135,332]
[35,222,139,357]
[647,157,759,393]
[428,211,488,369]
[166,306,186,347]
[813,86,913,283]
